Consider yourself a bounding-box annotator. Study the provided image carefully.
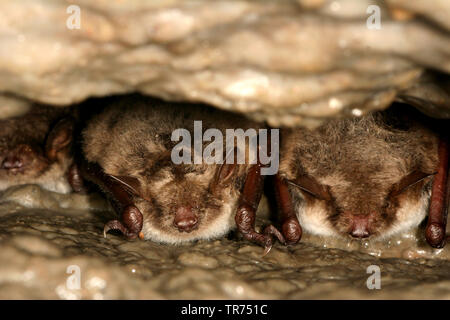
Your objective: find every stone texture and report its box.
[0,0,449,127]
[0,185,448,299]
[0,0,449,300]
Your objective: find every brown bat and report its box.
[0,104,75,193]
[274,104,449,248]
[73,95,283,251]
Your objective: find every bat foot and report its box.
[425,223,446,248]
[239,224,286,257]
[281,217,302,245]
[236,205,286,254]
[261,225,286,257]
[103,205,144,240]
[103,220,138,240]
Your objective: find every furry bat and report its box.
[74,95,283,250]
[0,104,75,193]
[275,104,449,248]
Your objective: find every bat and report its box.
[73,95,283,252]
[274,104,448,248]
[0,104,75,193]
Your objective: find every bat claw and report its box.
[262,243,272,257]
[259,224,286,257]
[237,223,287,257]
[236,205,286,255]
[103,219,138,240]
[264,224,286,245]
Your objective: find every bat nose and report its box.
[174,206,198,232]
[1,144,38,173]
[1,155,23,170]
[350,215,370,238]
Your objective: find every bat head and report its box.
[0,106,74,193]
[82,96,258,244]
[111,160,249,244]
[279,105,440,240]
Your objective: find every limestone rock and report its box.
[0,0,448,126]
[0,185,448,299]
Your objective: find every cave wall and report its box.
[0,0,449,127]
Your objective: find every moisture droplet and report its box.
[329,97,343,109]
[330,1,341,12]
[17,34,26,43]
[338,39,347,48]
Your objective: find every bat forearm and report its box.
[426,137,449,248]
[274,174,302,244]
[235,164,285,254]
[80,159,143,239]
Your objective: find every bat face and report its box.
[0,143,48,179]
[82,96,257,244]
[112,161,247,244]
[278,107,440,240]
[0,106,73,193]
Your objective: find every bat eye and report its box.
[389,170,434,197]
[287,175,331,201]
[382,199,395,211]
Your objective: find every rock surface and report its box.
[0,185,448,299]
[0,0,449,300]
[0,0,449,127]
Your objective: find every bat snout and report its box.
[349,214,370,238]
[173,206,198,232]
[2,155,24,170]
[1,144,38,173]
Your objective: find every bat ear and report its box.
[210,163,238,194]
[109,175,142,198]
[289,174,331,201]
[389,170,434,197]
[45,117,74,162]
[214,147,240,187]
[217,163,237,186]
